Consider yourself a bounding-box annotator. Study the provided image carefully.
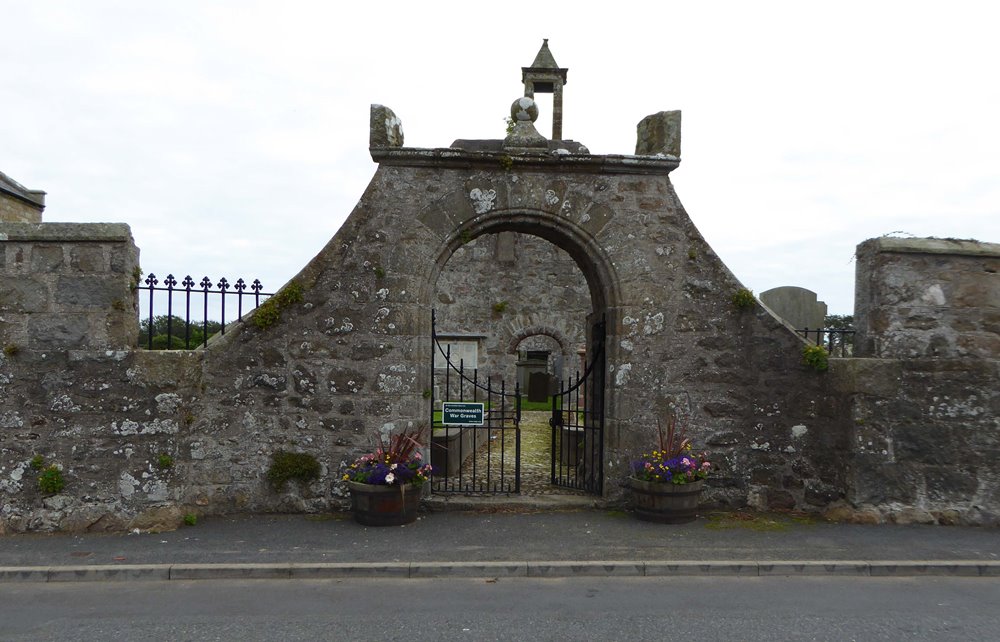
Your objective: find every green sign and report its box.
[442,402,484,425]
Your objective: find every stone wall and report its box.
[0,223,196,531]
[854,237,1000,359]
[831,357,999,524]
[836,237,1000,524]
[2,161,997,533]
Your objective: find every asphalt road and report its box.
[1,576,997,641]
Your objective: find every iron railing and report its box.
[799,328,856,358]
[137,273,273,349]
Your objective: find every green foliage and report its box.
[30,454,45,470]
[268,450,321,491]
[732,287,756,309]
[253,281,305,330]
[504,116,515,136]
[111,299,127,311]
[183,513,198,526]
[802,344,830,371]
[499,154,514,171]
[156,453,174,469]
[687,248,698,261]
[492,300,508,315]
[459,228,473,245]
[422,389,432,399]
[139,315,223,349]
[38,465,65,494]
[374,265,386,280]
[3,343,19,357]
[824,314,854,329]
[131,266,143,288]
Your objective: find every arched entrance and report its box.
[425,212,619,495]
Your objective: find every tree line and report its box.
[138,315,223,349]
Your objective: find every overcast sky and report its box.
[3,1,998,315]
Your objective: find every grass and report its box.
[705,511,817,532]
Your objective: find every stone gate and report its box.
[1,43,997,531]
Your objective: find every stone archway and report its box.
[189,105,841,509]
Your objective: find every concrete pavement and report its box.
[2,507,999,581]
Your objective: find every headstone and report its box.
[528,371,551,402]
[759,286,827,330]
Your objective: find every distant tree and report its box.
[138,315,222,349]
[822,314,855,356]
[824,314,854,329]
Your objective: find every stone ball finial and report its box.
[511,97,539,123]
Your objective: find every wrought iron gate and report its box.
[429,312,521,494]
[550,316,605,494]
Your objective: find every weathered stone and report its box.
[70,245,105,272]
[128,505,186,532]
[766,489,797,510]
[56,276,121,307]
[635,111,681,157]
[369,104,404,148]
[0,276,50,313]
[804,481,842,506]
[30,245,63,271]
[889,508,937,525]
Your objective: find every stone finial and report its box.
[503,97,547,151]
[635,110,682,157]
[370,104,404,148]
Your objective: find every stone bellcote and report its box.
[522,39,568,140]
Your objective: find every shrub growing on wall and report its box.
[267,450,321,491]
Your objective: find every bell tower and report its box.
[521,39,568,140]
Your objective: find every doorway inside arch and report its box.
[429,230,605,496]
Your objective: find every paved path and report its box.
[2,509,999,581]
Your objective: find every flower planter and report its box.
[626,478,703,524]
[347,481,421,526]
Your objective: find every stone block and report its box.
[27,315,90,349]
[55,276,122,307]
[369,104,404,148]
[0,277,49,313]
[30,245,64,271]
[635,110,681,157]
[70,246,105,272]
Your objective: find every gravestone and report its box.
[760,286,827,330]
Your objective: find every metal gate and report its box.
[550,316,605,494]
[429,311,521,494]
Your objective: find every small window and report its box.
[434,339,478,370]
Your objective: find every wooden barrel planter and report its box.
[347,481,421,526]
[626,478,704,524]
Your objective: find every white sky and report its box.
[3,1,998,315]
